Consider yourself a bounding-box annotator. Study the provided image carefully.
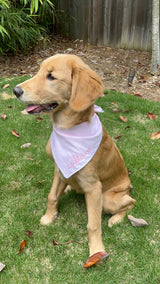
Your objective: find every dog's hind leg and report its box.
[40,171,67,225]
[102,189,135,228]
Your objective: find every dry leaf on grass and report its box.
[20,70,26,74]
[112,108,122,112]
[147,112,156,120]
[124,126,131,130]
[120,116,128,122]
[18,240,27,254]
[21,109,28,115]
[123,109,132,113]
[0,262,5,272]
[114,135,123,141]
[52,239,58,246]
[83,251,110,268]
[25,230,33,237]
[28,157,34,161]
[1,114,7,120]
[2,83,10,89]
[21,143,31,149]
[52,239,81,246]
[35,117,43,122]
[134,92,142,98]
[36,179,45,184]
[150,131,160,140]
[128,215,148,227]
[12,129,20,138]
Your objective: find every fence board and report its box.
[55,0,155,50]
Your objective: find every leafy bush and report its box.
[0,0,54,54]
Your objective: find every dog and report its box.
[13,54,135,268]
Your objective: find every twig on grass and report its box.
[52,239,82,246]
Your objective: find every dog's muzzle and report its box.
[13,86,24,98]
[13,85,59,114]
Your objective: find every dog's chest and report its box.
[55,163,84,193]
[51,113,102,179]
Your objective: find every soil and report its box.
[0,36,160,102]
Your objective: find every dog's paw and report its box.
[40,213,57,225]
[64,185,72,193]
[108,212,126,228]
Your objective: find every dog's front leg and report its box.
[40,171,67,225]
[84,181,109,268]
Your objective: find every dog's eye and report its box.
[47,73,56,81]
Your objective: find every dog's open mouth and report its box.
[25,103,59,114]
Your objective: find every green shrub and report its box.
[0,0,54,54]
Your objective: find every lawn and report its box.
[0,76,160,284]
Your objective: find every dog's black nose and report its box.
[13,86,24,98]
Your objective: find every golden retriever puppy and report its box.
[13,54,135,268]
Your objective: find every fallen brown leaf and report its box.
[128,215,148,227]
[36,179,45,184]
[124,126,131,130]
[21,143,31,149]
[18,240,27,254]
[35,117,43,122]
[147,112,156,120]
[139,80,147,84]
[28,157,34,161]
[1,114,7,120]
[155,81,160,87]
[0,262,5,272]
[20,70,26,74]
[112,108,122,112]
[83,251,109,268]
[123,109,132,113]
[134,92,142,98]
[25,230,33,237]
[103,90,109,95]
[150,131,160,140]
[12,129,20,138]
[21,109,28,115]
[120,116,128,122]
[114,135,123,141]
[52,239,58,246]
[2,83,10,89]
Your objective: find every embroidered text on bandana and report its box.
[50,111,103,178]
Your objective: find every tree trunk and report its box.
[151,0,160,74]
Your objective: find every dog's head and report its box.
[13,54,104,115]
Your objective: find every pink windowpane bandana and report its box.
[50,105,103,178]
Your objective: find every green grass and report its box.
[0,76,160,283]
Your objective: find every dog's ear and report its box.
[69,65,104,112]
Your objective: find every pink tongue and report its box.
[26,105,40,112]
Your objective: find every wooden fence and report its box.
[55,0,155,51]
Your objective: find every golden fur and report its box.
[14,54,135,258]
